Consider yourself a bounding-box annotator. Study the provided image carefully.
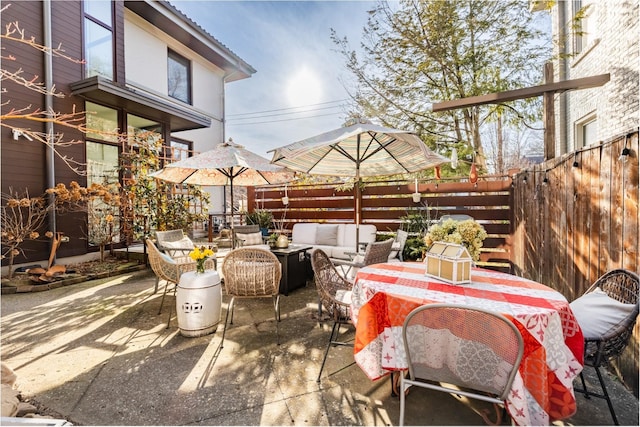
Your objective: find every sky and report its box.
[171,1,378,158]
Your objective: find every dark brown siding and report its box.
[2,1,89,263]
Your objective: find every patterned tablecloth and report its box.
[351,263,584,426]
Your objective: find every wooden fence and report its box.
[248,177,513,271]
[512,130,639,395]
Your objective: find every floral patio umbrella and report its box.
[151,138,295,236]
[269,118,448,246]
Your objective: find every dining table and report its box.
[350,262,584,426]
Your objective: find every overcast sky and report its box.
[171,0,377,158]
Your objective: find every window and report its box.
[168,50,192,104]
[572,0,592,55]
[84,1,113,79]
[576,115,598,148]
[85,102,120,246]
[170,139,192,161]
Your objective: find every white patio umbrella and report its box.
[269,119,449,246]
[151,138,295,237]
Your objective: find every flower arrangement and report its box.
[189,246,215,273]
[424,219,487,261]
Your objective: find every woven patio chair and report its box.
[399,304,524,426]
[154,229,196,293]
[311,249,355,382]
[332,238,394,280]
[146,239,214,329]
[571,268,639,425]
[221,248,282,346]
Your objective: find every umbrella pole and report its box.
[355,170,361,251]
[230,178,235,249]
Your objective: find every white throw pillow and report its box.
[316,224,339,246]
[161,237,194,250]
[237,232,263,246]
[570,287,636,340]
[159,252,176,265]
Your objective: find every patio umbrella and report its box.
[269,119,448,246]
[151,138,295,238]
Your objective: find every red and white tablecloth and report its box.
[351,263,584,426]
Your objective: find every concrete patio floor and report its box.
[1,268,638,426]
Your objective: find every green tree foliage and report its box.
[332,0,551,173]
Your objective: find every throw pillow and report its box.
[316,224,339,246]
[161,237,194,250]
[570,287,636,340]
[237,232,263,246]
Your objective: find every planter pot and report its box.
[176,270,222,337]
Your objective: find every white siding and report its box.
[124,10,226,152]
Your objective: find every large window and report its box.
[170,139,192,161]
[84,1,113,79]
[168,50,192,104]
[86,103,120,246]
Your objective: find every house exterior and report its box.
[546,0,639,154]
[1,0,255,268]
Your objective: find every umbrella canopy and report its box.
[269,119,448,246]
[151,138,295,240]
[269,120,448,178]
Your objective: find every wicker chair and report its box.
[231,224,260,248]
[571,269,639,425]
[146,239,214,328]
[399,304,524,426]
[311,249,354,382]
[154,229,195,293]
[332,238,395,280]
[221,248,282,346]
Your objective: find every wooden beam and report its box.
[432,73,610,112]
[543,62,555,160]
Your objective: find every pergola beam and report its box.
[431,73,610,113]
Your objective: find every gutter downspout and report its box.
[43,0,57,257]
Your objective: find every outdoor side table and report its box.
[176,270,222,337]
[270,245,312,295]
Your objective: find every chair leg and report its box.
[317,321,339,382]
[166,285,176,329]
[594,365,619,425]
[158,282,169,314]
[273,295,281,345]
[399,375,407,427]
[154,276,159,294]
[575,367,620,426]
[220,297,235,349]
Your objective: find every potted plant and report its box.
[424,218,487,262]
[245,209,273,236]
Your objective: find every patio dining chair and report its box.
[570,268,639,425]
[332,238,395,280]
[311,249,355,382]
[154,229,196,293]
[399,303,524,426]
[145,239,214,328]
[221,248,282,346]
[388,229,408,262]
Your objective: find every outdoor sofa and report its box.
[291,223,377,260]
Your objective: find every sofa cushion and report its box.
[292,223,318,245]
[316,224,339,246]
[340,224,377,247]
[237,232,263,246]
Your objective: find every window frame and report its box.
[83,1,114,79]
[167,49,192,105]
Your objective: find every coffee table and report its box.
[270,244,312,295]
